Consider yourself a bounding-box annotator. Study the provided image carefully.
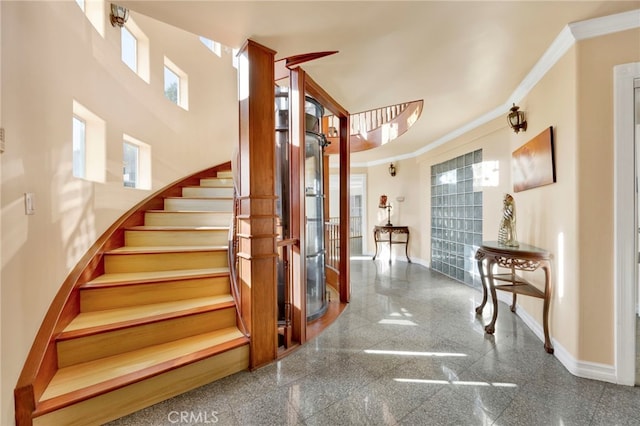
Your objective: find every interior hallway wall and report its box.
[0,2,238,424]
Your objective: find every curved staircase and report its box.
[16,169,249,426]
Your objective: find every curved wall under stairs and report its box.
[15,163,250,426]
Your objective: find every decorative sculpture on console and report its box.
[498,193,519,247]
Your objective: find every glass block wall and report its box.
[430,149,483,287]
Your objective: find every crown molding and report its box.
[355,9,640,168]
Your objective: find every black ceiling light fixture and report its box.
[507,103,527,133]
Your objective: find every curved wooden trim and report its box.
[324,100,424,155]
[14,162,231,425]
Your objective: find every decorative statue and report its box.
[498,193,519,247]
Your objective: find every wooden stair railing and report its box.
[14,162,251,426]
[324,99,424,154]
[228,191,249,337]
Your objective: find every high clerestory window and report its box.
[199,36,222,57]
[74,0,105,36]
[164,57,189,110]
[122,134,151,190]
[121,18,150,83]
[72,101,106,183]
[121,26,137,73]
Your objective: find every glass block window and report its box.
[431,149,483,286]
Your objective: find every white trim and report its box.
[569,9,640,41]
[613,62,640,386]
[495,293,617,383]
[352,9,640,168]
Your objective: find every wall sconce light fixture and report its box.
[110,4,129,27]
[507,103,527,133]
[388,162,396,177]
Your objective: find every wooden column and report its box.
[288,68,307,343]
[237,40,278,368]
[305,75,351,304]
[339,114,351,303]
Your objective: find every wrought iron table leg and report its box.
[475,257,488,315]
[542,264,554,354]
[484,260,498,334]
[372,230,379,260]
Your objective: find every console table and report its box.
[372,225,411,264]
[475,241,554,354]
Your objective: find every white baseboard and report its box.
[495,292,618,384]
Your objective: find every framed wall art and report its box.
[512,126,556,192]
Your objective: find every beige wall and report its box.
[361,28,640,368]
[0,2,237,424]
[575,29,640,363]
[364,159,422,261]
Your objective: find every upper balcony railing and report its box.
[324,100,423,155]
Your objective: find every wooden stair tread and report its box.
[64,295,234,333]
[82,268,230,288]
[145,209,230,213]
[165,196,233,200]
[39,327,248,404]
[184,184,233,188]
[126,225,229,231]
[107,245,227,254]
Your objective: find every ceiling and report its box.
[121,1,639,165]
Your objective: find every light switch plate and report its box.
[24,193,35,215]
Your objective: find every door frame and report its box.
[613,61,639,385]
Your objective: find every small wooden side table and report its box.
[475,241,554,354]
[372,225,411,264]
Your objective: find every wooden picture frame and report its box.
[512,126,556,192]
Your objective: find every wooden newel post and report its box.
[236,40,278,368]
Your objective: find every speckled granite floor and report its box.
[107,259,640,426]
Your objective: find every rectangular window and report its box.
[72,116,86,178]
[123,141,139,188]
[199,36,221,57]
[164,66,180,104]
[121,26,137,73]
[123,134,151,190]
[163,57,189,110]
[72,101,106,183]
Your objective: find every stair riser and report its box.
[200,177,233,187]
[34,345,249,426]
[124,229,229,247]
[104,251,227,274]
[164,198,233,212]
[80,276,231,312]
[144,211,232,227]
[182,186,234,198]
[57,308,238,368]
